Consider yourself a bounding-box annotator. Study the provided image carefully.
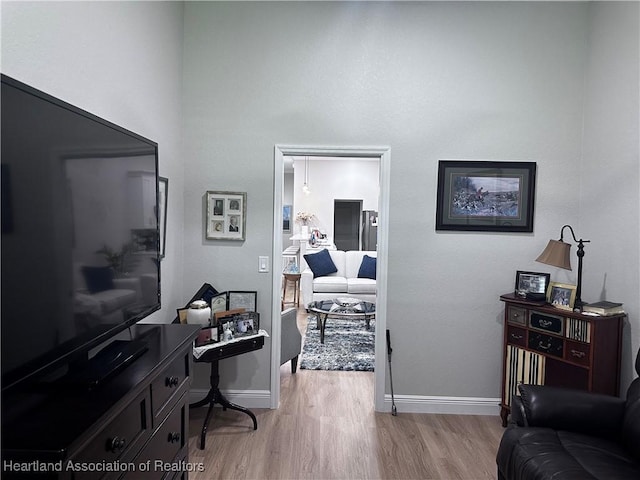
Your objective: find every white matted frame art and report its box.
[206,191,246,240]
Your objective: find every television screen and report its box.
[1,75,161,391]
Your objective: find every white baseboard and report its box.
[191,388,501,415]
[382,394,501,416]
[189,388,271,409]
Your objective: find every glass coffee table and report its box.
[308,298,376,344]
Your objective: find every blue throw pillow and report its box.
[304,249,338,278]
[357,255,376,279]
[82,266,115,293]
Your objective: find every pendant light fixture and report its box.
[302,156,311,195]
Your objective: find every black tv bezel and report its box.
[0,74,162,392]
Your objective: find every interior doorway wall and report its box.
[334,200,362,251]
[272,145,391,412]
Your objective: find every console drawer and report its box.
[71,389,150,479]
[506,325,527,348]
[530,311,563,334]
[123,395,187,480]
[565,340,590,366]
[507,306,527,326]
[151,353,189,422]
[528,332,563,358]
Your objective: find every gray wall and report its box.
[580,2,640,389]
[182,1,638,398]
[3,1,638,404]
[1,1,186,323]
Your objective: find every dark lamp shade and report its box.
[536,239,572,270]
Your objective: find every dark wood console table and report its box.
[499,293,625,426]
[190,333,265,450]
[1,324,200,480]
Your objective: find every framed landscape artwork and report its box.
[435,161,537,232]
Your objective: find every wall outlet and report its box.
[258,256,269,273]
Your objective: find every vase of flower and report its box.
[296,212,315,237]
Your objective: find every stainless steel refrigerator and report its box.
[361,210,378,251]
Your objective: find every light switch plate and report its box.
[258,256,269,273]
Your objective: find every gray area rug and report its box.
[299,316,375,371]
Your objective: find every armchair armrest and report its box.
[516,384,626,438]
[300,268,314,308]
[280,307,301,366]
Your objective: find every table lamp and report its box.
[535,224,590,310]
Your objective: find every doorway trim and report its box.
[271,145,390,411]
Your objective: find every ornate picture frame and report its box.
[435,160,537,232]
[547,282,577,310]
[206,191,246,240]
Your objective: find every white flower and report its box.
[296,212,315,224]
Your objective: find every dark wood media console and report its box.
[2,324,200,479]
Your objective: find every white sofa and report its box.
[301,250,376,307]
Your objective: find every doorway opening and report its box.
[271,145,390,412]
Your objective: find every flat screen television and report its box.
[1,75,161,392]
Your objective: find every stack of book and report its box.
[582,301,624,316]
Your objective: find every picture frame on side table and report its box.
[229,291,257,312]
[176,308,189,324]
[159,177,168,258]
[547,282,577,310]
[515,271,550,299]
[232,312,260,337]
[195,326,219,347]
[206,191,246,240]
[435,160,537,232]
[210,292,229,315]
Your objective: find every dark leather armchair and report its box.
[496,348,640,480]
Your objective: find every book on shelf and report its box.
[582,301,624,316]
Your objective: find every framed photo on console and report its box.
[547,282,577,310]
[206,191,246,241]
[515,271,550,299]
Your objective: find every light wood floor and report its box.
[188,295,504,480]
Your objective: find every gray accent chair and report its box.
[280,307,302,373]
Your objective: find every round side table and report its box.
[282,273,301,308]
